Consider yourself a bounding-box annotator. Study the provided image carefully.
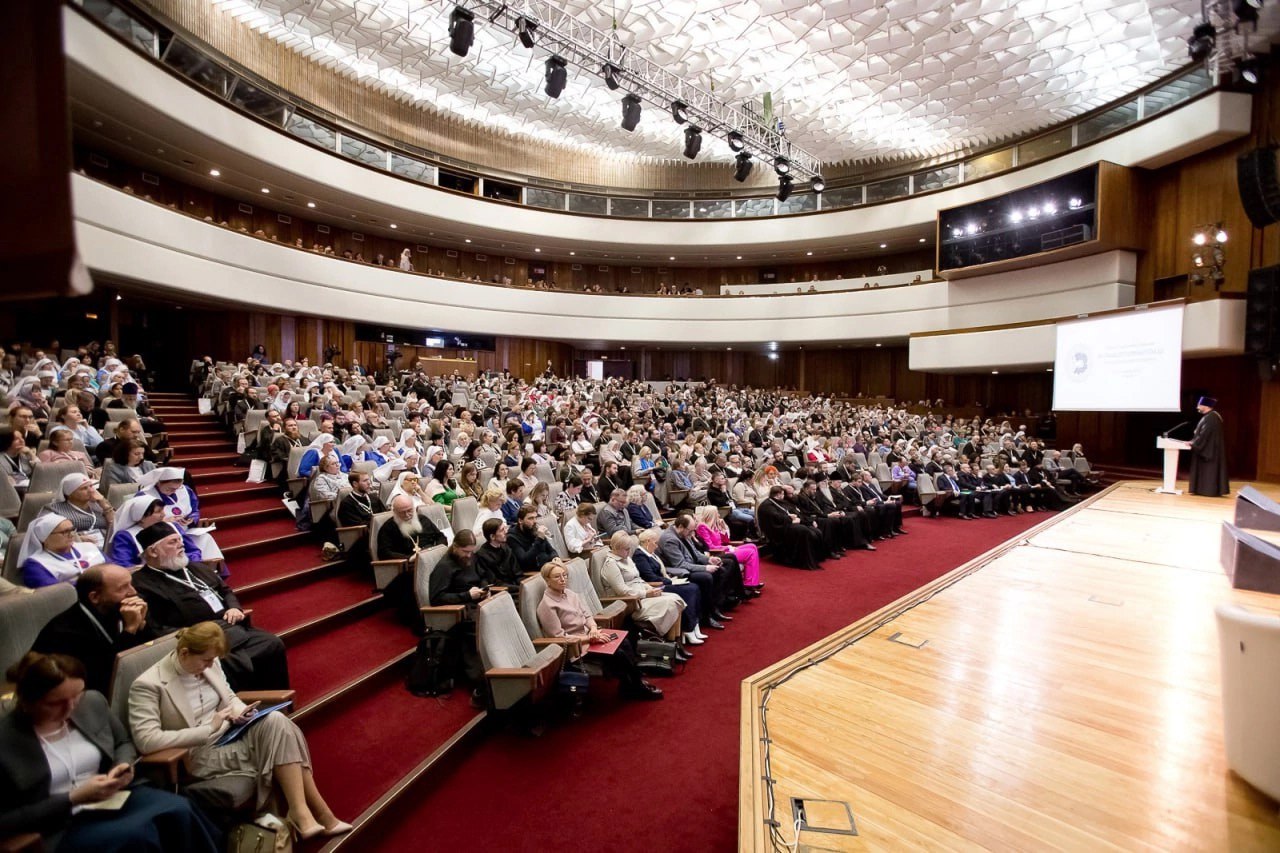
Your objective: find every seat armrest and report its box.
[533,636,583,657]
[236,690,296,707]
[139,747,188,786]
[371,558,409,570]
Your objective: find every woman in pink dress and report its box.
[693,505,762,591]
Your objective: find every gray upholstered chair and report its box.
[413,545,466,633]
[368,511,408,591]
[419,504,453,544]
[2,532,26,586]
[0,584,76,676]
[103,407,139,423]
[475,593,563,711]
[328,486,370,555]
[15,493,55,533]
[566,557,626,629]
[107,482,140,510]
[28,461,86,497]
[1216,603,1280,801]
[451,497,478,535]
[0,470,21,520]
[587,547,642,618]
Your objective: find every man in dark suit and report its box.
[32,564,156,696]
[658,516,730,626]
[856,471,907,535]
[983,464,1021,514]
[930,465,964,518]
[633,529,704,631]
[957,462,997,518]
[130,523,289,690]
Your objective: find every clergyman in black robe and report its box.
[1189,396,1229,497]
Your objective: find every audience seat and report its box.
[413,545,465,633]
[0,472,19,520]
[368,511,408,590]
[420,504,454,545]
[517,574,587,660]
[0,584,76,677]
[451,497,478,535]
[103,408,139,423]
[107,482,141,510]
[29,461,86,497]
[566,558,626,630]
[475,592,563,711]
[1215,603,1280,802]
[15,493,55,533]
[586,548,641,617]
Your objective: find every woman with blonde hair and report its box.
[472,486,507,535]
[599,532,686,646]
[128,622,351,840]
[694,504,762,592]
[525,481,556,524]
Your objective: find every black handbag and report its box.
[557,667,590,695]
[635,638,678,676]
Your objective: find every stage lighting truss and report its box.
[1186,0,1266,81]
[1190,222,1228,286]
[444,0,823,181]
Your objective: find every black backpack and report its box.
[405,629,458,697]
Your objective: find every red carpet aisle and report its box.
[362,511,1048,852]
[147,394,480,824]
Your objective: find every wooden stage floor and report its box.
[739,481,1280,852]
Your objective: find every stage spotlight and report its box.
[1009,210,1024,223]
[1043,200,1057,214]
[965,222,979,235]
[727,131,746,152]
[1234,0,1262,25]
[776,175,794,202]
[621,94,642,131]
[683,126,703,160]
[449,6,474,57]
[1188,22,1215,62]
[1193,231,1207,246]
[671,100,690,124]
[812,175,826,193]
[733,152,753,182]
[516,16,537,48]
[1193,251,1206,268]
[602,62,622,90]
[1216,227,1229,243]
[1068,197,1083,209]
[773,155,791,176]
[1239,56,1263,86]
[951,227,964,238]
[544,55,568,98]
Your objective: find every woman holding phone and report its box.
[0,652,218,852]
[128,622,351,840]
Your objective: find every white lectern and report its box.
[1155,436,1192,495]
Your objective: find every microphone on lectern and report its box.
[1162,421,1189,438]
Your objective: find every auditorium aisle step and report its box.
[159,391,482,845]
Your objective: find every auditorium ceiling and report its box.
[204,1,1280,166]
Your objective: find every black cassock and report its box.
[757,499,824,570]
[1189,410,1229,497]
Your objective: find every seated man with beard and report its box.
[129,522,289,690]
[377,494,448,559]
[473,518,523,596]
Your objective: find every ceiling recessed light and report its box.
[919,237,927,243]
[991,370,1000,375]
[879,243,887,248]
[390,224,397,229]
[736,255,742,260]
[570,251,575,256]
[806,251,813,256]
[261,188,270,194]
[726,347,733,351]
[208,169,220,177]
[620,346,626,350]
[535,248,541,253]
[155,148,164,155]
[875,342,882,347]
[307,202,315,208]
[465,239,471,243]
[669,256,675,261]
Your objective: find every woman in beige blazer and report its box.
[127,622,351,840]
[599,531,684,641]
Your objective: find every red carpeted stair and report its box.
[153,392,482,842]
[359,511,1049,852]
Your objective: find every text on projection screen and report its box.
[1052,305,1184,412]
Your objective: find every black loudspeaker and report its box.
[1245,265,1280,357]
[1238,146,1280,228]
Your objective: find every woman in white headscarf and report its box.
[43,472,114,549]
[338,435,368,470]
[298,434,341,479]
[386,470,428,509]
[138,467,224,565]
[105,495,202,567]
[19,514,105,588]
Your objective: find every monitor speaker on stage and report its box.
[1221,522,1280,594]
[1235,485,1280,532]
[1238,146,1280,228]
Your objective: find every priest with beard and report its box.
[377,494,447,559]
[129,522,289,690]
[756,485,825,570]
[473,518,522,597]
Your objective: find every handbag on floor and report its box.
[635,638,678,676]
[557,666,590,696]
[230,814,293,853]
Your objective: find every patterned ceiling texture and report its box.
[210,0,1280,167]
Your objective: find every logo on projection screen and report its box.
[1069,345,1093,382]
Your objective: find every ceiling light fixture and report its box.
[773,156,791,176]
[448,6,475,57]
[776,175,794,202]
[671,100,690,124]
[621,94,642,132]
[1187,21,1215,62]
[811,175,825,193]
[390,224,397,229]
[733,152,753,183]
[727,131,746,152]
[208,169,220,177]
[544,55,568,98]
[515,16,537,48]
[307,202,316,208]
[879,243,887,249]
[682,126,703,160]
[1239,55,1263,85]
[602,62,622,90]
[261,187,270,194]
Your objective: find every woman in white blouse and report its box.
[129,622,351,840]
[562,503,601,556]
